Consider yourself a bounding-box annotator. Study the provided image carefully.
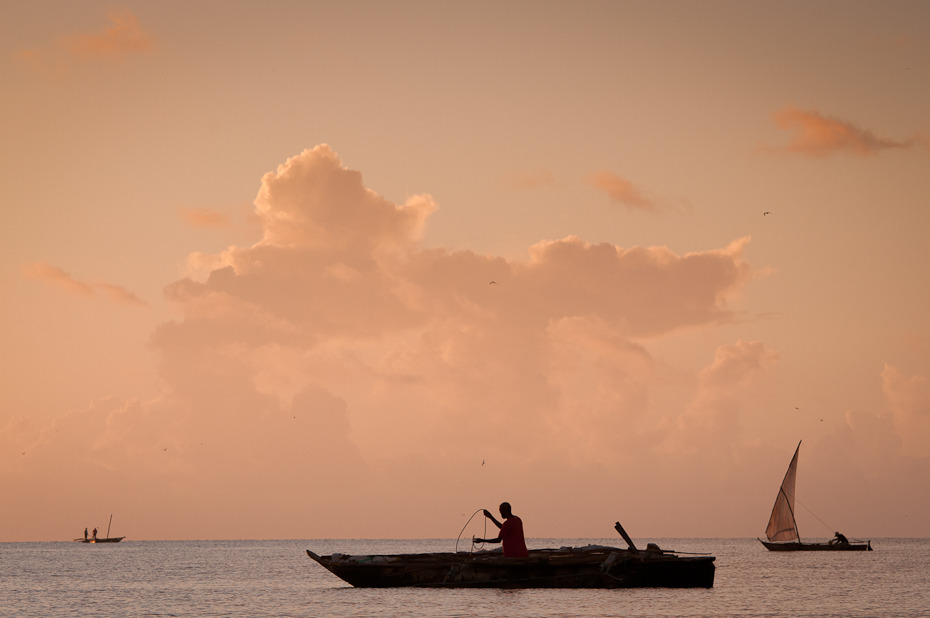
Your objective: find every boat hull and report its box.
[758,539,871,552]
[73,537,125,544]
[306,547,715,589]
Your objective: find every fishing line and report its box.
[454,509,487,553]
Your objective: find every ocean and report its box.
[1,538,927,617]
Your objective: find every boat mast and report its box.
[106,514,113,539]
[786,442,801,541]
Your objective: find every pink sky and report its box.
[2,1,929,542]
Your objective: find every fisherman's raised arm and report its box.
[482,509,503,529]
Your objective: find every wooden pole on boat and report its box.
[614,522,638,551]
[106,514,113,539]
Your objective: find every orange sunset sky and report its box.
[2,1,929,542]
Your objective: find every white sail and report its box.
[765,441,801,543]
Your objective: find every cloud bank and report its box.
[5,144,928,540]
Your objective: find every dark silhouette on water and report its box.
[306,519,715,588]
[758,441,871,551]
[473,502,528,558]
[74,514,125,543]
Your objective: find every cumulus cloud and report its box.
[254,145,435,252]
[23,261,146,306]
[2,144,772,539]
[586,171,659,212]
[769,106,917,156]
[668,340,778,457]
[7,144,930,539]
[699,340,779,390]
[152,145,757,520]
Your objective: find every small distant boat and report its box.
[74,514,125,544]
[306,522,715,588]
[758,441,871,552]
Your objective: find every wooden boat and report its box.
[758,441,871,552]
[74,536,125,543]
[306,522,715,588]
[73,514,125,544]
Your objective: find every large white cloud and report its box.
[13,144,927,539]
[148,144,763,533]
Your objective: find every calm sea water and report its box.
[1,538,927,617]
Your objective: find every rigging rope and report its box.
[795,497,834,534]
[454,509,488,553]
[795,497,865,541]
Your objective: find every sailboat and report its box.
[73,514,125,544]
[759,441,871,551]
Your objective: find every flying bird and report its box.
[489,281,497,285]
[763,211,772,216]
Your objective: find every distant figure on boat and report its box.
[473,502,529,558]
[92,528,97,541]
[831,531,849,545]
[84,528,88,541]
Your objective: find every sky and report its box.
[2,1,929,542]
